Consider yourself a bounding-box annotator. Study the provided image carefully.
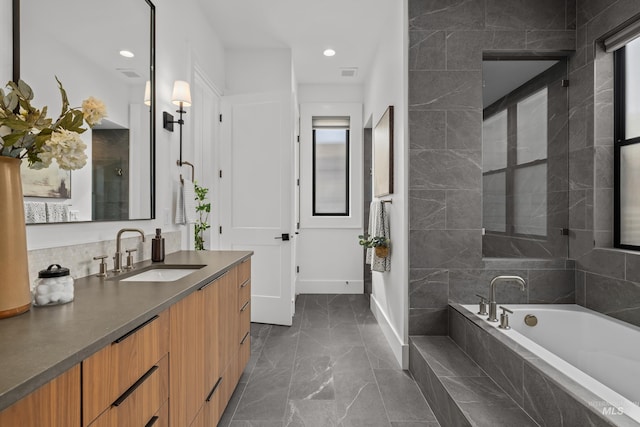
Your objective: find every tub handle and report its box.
[475,294,489,316]
[498,306,513,330]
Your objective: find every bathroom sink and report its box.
[118,265,206,282]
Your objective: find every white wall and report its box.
[363,0,408,368]
[298,84,364,104]
[0,0,226,250]
[297,101,364,294]
[225,49,292,95]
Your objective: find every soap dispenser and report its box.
[151,228,165,262]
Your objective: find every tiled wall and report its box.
[27,230,182,284]
[570,0,640,328]
[408,0,577,335]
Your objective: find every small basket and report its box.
[375,246,389,258]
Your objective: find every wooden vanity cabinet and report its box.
[83,310,169,427]
[0,364,80,426]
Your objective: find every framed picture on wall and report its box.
[21,161,71,198]
[373,105,394,197]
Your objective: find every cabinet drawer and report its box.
[83,311,169,426]
[239,306,251,343]
[147,400,168,427]
[88,355,168,427]
[239,330,251,378]
[238,259,251,285]
[238,278,251,310]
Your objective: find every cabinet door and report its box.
[202,279,220,404]
[0,365,80,426]
[169,290,206,427]
[217,267,238,372]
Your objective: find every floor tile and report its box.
[222,293,440,427]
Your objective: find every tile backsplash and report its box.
[27,230,182,284]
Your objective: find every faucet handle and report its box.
[475,294,488,316]
[124,249,137,270]
[498,306,513,330]
[93,255,108,277]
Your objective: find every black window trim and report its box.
[311,128,350,217]
[614,45,640,250]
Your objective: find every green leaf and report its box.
[55,76,70,116]
[17,80,33,101]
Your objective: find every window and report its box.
[482,88,549,237]
[615,36,640,249]
[312,117,350,216]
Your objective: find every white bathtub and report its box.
[462,304,640,424]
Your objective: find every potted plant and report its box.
[358,234,390,258]
[194,181,211,251]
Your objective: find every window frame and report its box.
[311,128,350,217]
[614,45,640,250]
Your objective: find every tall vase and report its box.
[0,157,31,318]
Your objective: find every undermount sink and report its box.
[119,265,206,282]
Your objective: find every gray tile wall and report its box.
[569,0,640,328]
[408,0,577,334]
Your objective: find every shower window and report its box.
[312,117,350,216]
[482,89,549,238]
[614,35,640,249]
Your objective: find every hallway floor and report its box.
[219,294,439,427]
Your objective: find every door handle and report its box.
[274,233,290,241]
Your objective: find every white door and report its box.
[192,68,221,250]
[220,92,294,326]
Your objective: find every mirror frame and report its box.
[12,0,157,223]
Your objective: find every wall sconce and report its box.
[163,80,192,165]
[144,80,151,107]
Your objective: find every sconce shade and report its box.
[171,80,192,107]
[144,80,151,106]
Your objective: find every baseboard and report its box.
[296,280,364,294]
[370,295,408,369]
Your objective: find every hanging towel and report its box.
[175,181,185,224]
[45,203,70,223]
[24,201,47,224]
[366,200,391,272]
[182,179,198,224]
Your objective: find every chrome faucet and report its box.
[114,228,145,272]
[488,275,526,322]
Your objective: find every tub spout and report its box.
[488,275,526,322]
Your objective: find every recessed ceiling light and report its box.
[323,49,336,57]
[119,50,135,58]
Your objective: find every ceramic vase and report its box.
[0,157,31,318]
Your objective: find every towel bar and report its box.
[177,160,195,183]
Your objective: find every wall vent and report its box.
[117,69,142,78]
[340,67,358,78]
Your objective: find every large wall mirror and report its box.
[14,0,155,224]
[481,57,569,258]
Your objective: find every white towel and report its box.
[183,179,198,224]
[175,181,185,224]
[24,201,47,224]
[45,203,70,223]
[366,201,391,272]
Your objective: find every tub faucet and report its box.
[114,228,145,272]
[488,275,526,322]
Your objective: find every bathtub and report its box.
[461,304,640,424]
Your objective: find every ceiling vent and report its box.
[340,67,358,78]
[117,68,142,78]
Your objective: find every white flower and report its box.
[81,96,107,126]
[46,129,87,170]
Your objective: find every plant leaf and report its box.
[55,76,70,116]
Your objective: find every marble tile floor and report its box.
[219,294,440,427]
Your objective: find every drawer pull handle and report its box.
[145,416,159,427]
[114,315,159,344]
[206,377,223,402]
[240,301,250,312]
[198,270,229,291]
[241,258,249,264]
[112,365,159,407]
[240,279,250,288]
[240,331,250,345]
